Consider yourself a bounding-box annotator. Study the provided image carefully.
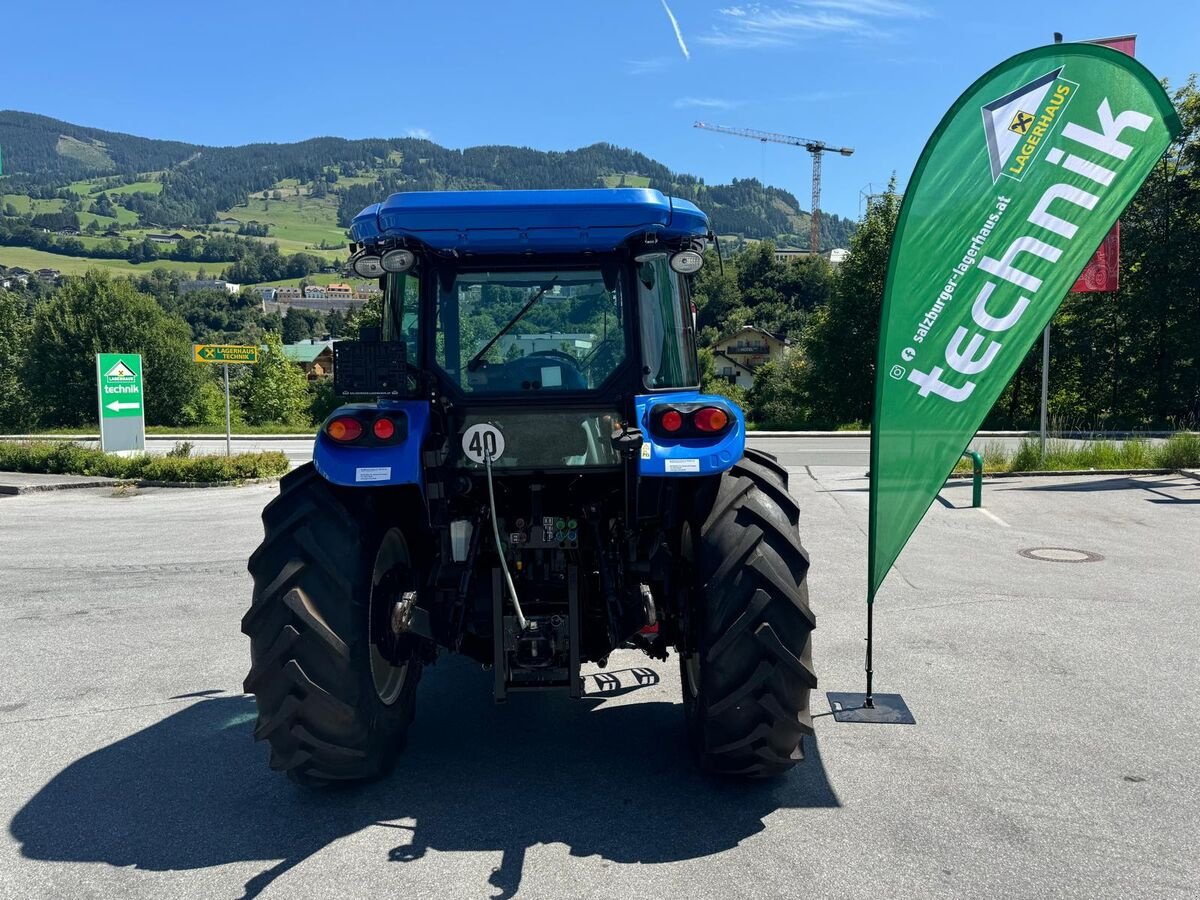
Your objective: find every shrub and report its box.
[1154,431,1200,469]
[0,441,288,482]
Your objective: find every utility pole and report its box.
[694,121,853,254]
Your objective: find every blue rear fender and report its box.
[313,400,431,490]
[635,392,746,477]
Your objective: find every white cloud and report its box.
[660,0,690,60]
[626,56,672,75]
[699,0,927,48]
[673,97,743,110]
[405,128,432,140]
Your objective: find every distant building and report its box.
[275,287,303,301]
[253,287,277,302]
[146,233,181,244]
[710,326,790,390]
[326,283,353,299]
[218,217,241,226]
[352,281,381,300]
[281,340,334,381]
[179,279,240,296]
[711,353,757,390]
[773,247,849,268]
[102,229,121,238]
[303,285,327,299]
[57,227,80,236]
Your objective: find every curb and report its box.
[0,479,117,495]
[0,475,282,494]
[133,476,282,489]
[946,468,1180,480]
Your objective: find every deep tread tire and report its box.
[682,448,816,777]
[243,464,421,786]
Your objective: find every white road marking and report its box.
[978,507,1010,527]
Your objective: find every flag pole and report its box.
[864,595,875,708]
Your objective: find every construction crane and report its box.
[694,121,853,254]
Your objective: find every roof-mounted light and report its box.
[669,250,704,274]
[380,248,416,273]
[351,254,385,278]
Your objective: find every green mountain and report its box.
[0,110,855,249]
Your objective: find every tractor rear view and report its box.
[242,189,815,784]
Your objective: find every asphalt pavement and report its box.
[0,470,1197,899]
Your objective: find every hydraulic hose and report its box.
[484,448,527,630]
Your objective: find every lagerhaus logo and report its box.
[982,67,1078,182]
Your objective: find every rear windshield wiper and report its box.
[467,276,558,371]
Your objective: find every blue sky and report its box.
[2,1,1196,219]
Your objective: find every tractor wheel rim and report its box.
[369,529,411,706]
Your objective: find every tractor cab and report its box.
[330,189,720,473]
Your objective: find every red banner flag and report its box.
[1072,35,1135,293]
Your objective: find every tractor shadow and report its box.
[11,657,839,899]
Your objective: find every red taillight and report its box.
[660,409,684,432]
[692,406,729,433]
[326,416,363,442]
[373,417,395,440]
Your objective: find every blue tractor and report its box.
[243,189,815,783]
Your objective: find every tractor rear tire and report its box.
[681,448,816,777]
[242,464,422,786]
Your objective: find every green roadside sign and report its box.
[97,353,144,419]
[96,353,145,452]
[194,344,259,364]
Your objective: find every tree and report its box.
[24,271,204,427]
[691,249,742,339]
[747,355,810,428]
[795,178,901,425]
[343,295,382,339]
[237,333,310,426]
[282,306,322,343]
[0,289,34,429]
[326,308,346,338]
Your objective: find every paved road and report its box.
[1,470,1196,898]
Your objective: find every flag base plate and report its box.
[826,692,916,724]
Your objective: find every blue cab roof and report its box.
[350,188,709,254]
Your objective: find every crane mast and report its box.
[694,121,853,254]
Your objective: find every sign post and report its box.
[193,344,260,455]
[96,353,146,453]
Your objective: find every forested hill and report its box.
[0,110,855,248]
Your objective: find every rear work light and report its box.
[326,416,364,442]
[351,254,385,278]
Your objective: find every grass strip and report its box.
[952,432,1200,474]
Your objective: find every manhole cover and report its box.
[1018,547,1104,563]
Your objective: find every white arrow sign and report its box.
[106,401,141,412]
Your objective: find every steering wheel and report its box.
[525,349,583,369]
